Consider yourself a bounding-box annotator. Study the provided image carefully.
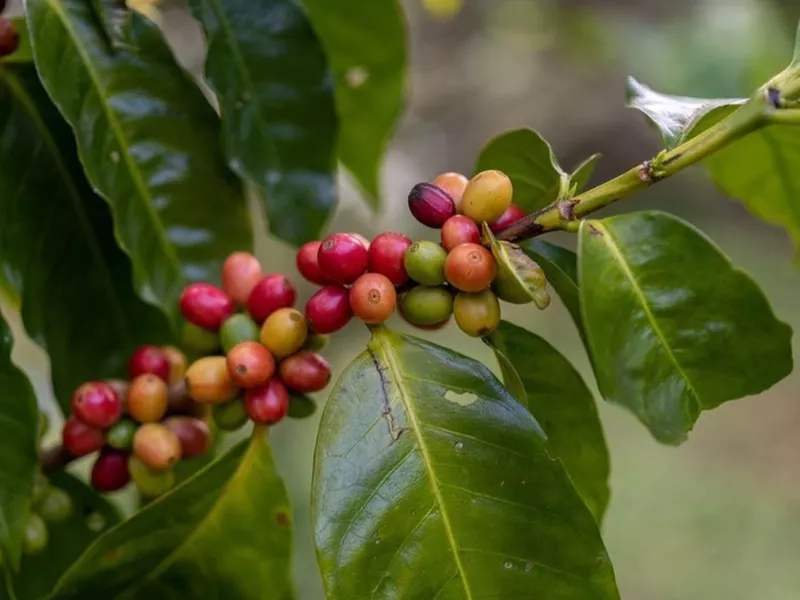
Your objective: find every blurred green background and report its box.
[4,0,800,598]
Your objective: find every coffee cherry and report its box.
[316,233,369,285]
[163,416,211,458]
[22,513,47,556]
[368,232,412,286]
[179,283,234,332]
[161,346,188,385]
[185,356,240,404]
[400,286,453,327]
[71,382,122,429]
[453,289,501,337]
[244,379,290,425]
[296,241,328,285]
[220,313,260,353]
[490,203,525,232]
[444,243,497,292]
[127,375,168,423]
[408,183,456,228]
[260,308,308,358]
[128,345,170,382]
[441,215,480,252]
[222,251,263,306]
[279,352,331,393]
[302,332,329,352]
[133,423,182,471]
[32,472,49,506]
[0,17,19,58]
[212,398,249,431]
[128,455,175,498]
[350,273,397,324]
[460,170,513,224]
[182,321,220,354]
[305,286,353,334]
[247,274,297,324]
[432,172,469,211]
[403,241,447,286]
[106,418,137,450]
[91,448,131,492]
[62,417,105,456]
[226,341,275,388]
[36,487,73,523]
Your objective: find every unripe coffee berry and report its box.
[128,345,170,382]
[163,416,211,458]
[260,308,308,358]
[161,346,188,385]
[305,286,353,334]
[182,321,220,354]
[408,183,456,228]
[212,398,249,431]
[62,417,105,456]
[403,241,447,286]
[400,286,454,327]
[226,341,275,388]
[296,241,328,285]
[279,352,331,394]
[22,513,48,556]
[91,448,131,492]
[441,215,480,252]
[350,273,397,324]
[368,232,413,286]
[444,243,497,292]
[36,487,73,523]
[128,455,175,498]
[71,382,122,429]
[460,170,513,224]
[317,233,369,285]
[247,274,296,324]
[0,17,19,58]
[127,375,168,423]
[133,423,182,471]
[185,356,240,404]
[106,418,137,450]
[432,172,469,212]
[222,251,263,306]
[220,313,260,353]
[302,332,330,353]
[245,379,290,425]
[453,289,501,337]
[490,203,525,232]
[179,283,234,332]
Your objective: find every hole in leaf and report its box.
[443,390,478,406]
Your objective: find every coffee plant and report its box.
[0,1,797,598]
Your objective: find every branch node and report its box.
[767,86,782,108]
[557,199,578,221]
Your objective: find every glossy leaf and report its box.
[488,321,610,523]
[485,341,527,409]
[50,429,293,599]
[25,0,252,326]
[288,394,317,419]
[313,327,620,600]
[301,0,407,204]
[570,153,601,193]
[483,224,549,308]
[579,211,793,444]
[189,0,338,246]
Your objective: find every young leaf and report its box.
[301,0,407,205]
[188,0,338,246]
[487,321,610,523]
[313,327,620,600]
[570,153,601,193]
[50,429,293,599]
[25,0,252,327]
[579,211,793,444]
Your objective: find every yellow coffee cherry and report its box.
[460,170,513,225]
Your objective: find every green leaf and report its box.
[570,153,601,193]
[313,327,620,600]
[485,341,527,409]
[301,0,407,204]
[488,321,610,523]
[0,314,38,567]
[0,62,172,414]
[483,224,550,308]
[50,429,293,599]
[579,211,793,444]
[25,0,252,326]
[189,0,338,246]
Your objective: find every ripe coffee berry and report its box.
[349,232,371,249]
[0,17,19,58]
[260,308,308,358]
[106,419,137,450]
[91,449,131,492]
[163,417,211,458]
[179,283,234,331]
[453,289,501,337]
[368,232,412,286]
[400,286,453,328]
[161,346,188,385]
[212,398,249,431]
[71,382,122,429]
[460,170,513,224]
[247,274,296,324]
[245,379,290,425]
[490,203,525,232]
[220,313,260,353]
[185,356,240,404]
[128,455,175,498]
[441,215,481,252]
[133,423,182,471]
[127,374,169,423]
[296,241,328,285]
[128,345,170,382]
[350,273,397,324]
[432,172,469,211]
[222,252,263,306]
[317,233,369,285]
[408,183,456,228]
[444,243,497,292]
[305,286,353,334]
[404,241,447,286]
[62,417,105,457]
[278,352,331,394]
[226,341,275,388]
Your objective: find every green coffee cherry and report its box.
[37,487,73,523]
[403,241,447,286]
[106,418,137,450]
[23,513,48,556]
[212,398,249,431]
[220,314,260,353]
[128,455,175,498]
[453,289,501,337]
[288,395,317,419]
[182,321,220,354]
[302,332,330,353]
[401,286,453,327]
[31,472,49,506]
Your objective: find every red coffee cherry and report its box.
[244,379,290,425]
[226,341,275,388]
[71,382,122,429]
[91,449,131,493]
[296,241,328,285]
[350,273,397,324]
[163,416,211,459]
[127,375,168,423]
[317,233,369,285]
[305,285,353,334]
[278,352,331,394]
[408,182,456,228]
[368,232,412,286]
[490,203,525,232]
[247,274,296,324]
[441,215,480,252]
[62,417,105,457]
[222,252,263,306]
[348,232,371,250]
[432,172,469,212]
[128,345,171,382]
[179,283,234,332]
[0,17,19,58]
[444,243,497,292]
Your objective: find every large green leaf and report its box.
[579,211,793,444]
[0,314,38,567]
[488,321,610,523]
[313,327,619,600]
[0,60,171,414]
[189,0,338,246]
[301,0,406,204]
[25,0,252,326]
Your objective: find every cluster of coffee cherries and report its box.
[61,345,211,497]
[179,252,332,430]
[0,4,18,60]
